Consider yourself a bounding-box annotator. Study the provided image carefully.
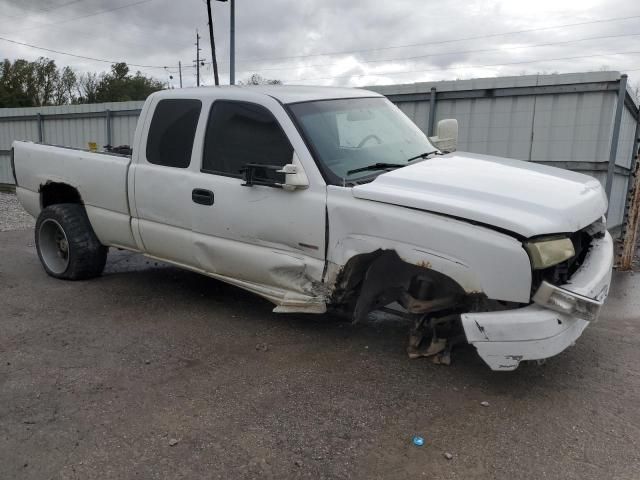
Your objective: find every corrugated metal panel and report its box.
[435,95,536,160]
[0,152,12,185]
[615,106,637,169]
[0,119,39,150]
[0,100,144,117]
[369,71,638,229]
[0,101,144,184]
[530,91,614,163]
[112,114,140,146]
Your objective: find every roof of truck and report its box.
[157,85,382,104]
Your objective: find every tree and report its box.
[0,59,36,107]
[32,57,59,106]
[239,73,282,85]
[0,57,165,107]
[93,62,164,102]
[76,72,99,104]
[55,66,77,105]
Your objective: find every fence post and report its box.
[105,109,112,147]
[619,109,640,269]
[428,87,437,136]
[605,74,628,206]
[37,113,44,143]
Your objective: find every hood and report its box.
[352,152,607,238]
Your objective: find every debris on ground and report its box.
[407,336,446,359]
[255,343,268,352]
[412,436,425,446]
[432,348,452,365]
[444,452,453,460]
[168,438,179,446]
[480,401,490,407]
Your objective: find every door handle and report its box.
[192,188,214,206]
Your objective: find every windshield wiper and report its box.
[405,150,440,162]
[347,162,405,175]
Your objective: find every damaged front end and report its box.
[461,225,613,371]
[329,250,511,365]
[328,218,613,371]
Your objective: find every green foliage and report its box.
[79,62,164,103]
[238,73,282,85]
[0,57,164,107]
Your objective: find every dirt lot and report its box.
[1,197,640,479]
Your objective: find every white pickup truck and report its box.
[11,85,613,370]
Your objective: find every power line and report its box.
[35,0,93,13]
[0,34,169,69]
[288,50,640,83]
[2,0,93,19]
[231,14,640,64]
[232,31,640,74]
[3,0,155,36]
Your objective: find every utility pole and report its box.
[194,30,202,87]
[178,61,183,88]
[206,0,220,86]
[229,0,235,85]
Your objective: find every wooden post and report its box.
[620,159,640,270]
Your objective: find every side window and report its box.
[202,101,293,178]
[146,99,202,168]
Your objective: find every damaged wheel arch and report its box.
[329,249,469,323]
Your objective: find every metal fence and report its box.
[0,100,143,187]
[368,71,640,230]
[1,71,639,229]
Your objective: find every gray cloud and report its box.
[1,0,639,90]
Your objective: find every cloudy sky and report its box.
[1,0,639,91]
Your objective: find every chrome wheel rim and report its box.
[39,219,70,274]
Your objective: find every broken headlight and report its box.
[533,281,603,322]
[525,237,575,270]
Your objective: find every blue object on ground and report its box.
[412,436,424,446]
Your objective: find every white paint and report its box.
[327,186,533,303]
[353,151,608,238]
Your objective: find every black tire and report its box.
[35,203,108,280]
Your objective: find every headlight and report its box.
[525,237,575,270]
[533,281,603,322]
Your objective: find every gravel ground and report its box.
[1,198,640,479]
[0,192,35,232]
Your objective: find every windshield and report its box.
[289,97,436,185]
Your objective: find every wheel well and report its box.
[40,182,82,209]
[331,250,468,323]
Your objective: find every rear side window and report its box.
[202,101,293,177]
[146,99,202,168]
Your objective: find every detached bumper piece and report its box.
[461,232,613,371]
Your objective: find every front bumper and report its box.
[461,231,613,371]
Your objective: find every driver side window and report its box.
[202,100,293,181]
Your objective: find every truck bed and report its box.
[12,141,137,249]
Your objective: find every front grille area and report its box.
[530,219,604,295]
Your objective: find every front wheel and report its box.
[35,203,108,280]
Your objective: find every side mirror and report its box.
[241,153,309,191]
[280,153,310,191]
[429,119,458,153]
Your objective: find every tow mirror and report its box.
[241,154,309,191]
[429,119,458,153]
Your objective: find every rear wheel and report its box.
[35,203,108,280]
